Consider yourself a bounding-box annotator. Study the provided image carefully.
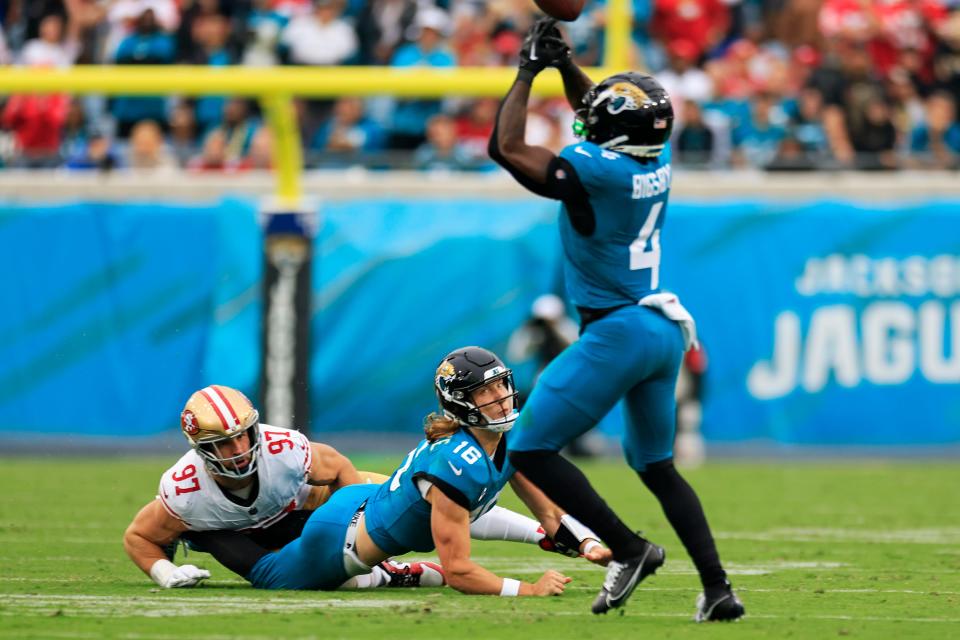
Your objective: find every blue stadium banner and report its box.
[311,198,960,447]
[0,198,262,440]
[664,200,960,446]
[309,198,563,435]
[1,196,958,448]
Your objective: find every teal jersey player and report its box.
[488,17,744,621]
[244,347,608,595]
[364,429,515,556]
[557,141,672,308]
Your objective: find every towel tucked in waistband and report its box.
[639,292,699,351]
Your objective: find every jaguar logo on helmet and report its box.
[601,82,651,115]
[437,361,456,381]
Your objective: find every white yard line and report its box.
[2,578,954,597]
[3,592,958,625]
[7,602,960,628]
[0,594,417,606]
[0,633,281,640]
[542,612,960,624]
[715,527,960,545]
[0,594,419,618]
[0,577,250,584]
[0,539,118,545]
[469,558,852,576]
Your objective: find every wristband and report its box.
[149,558,178,586]
[500,577,521,597]
[582,539,603,555]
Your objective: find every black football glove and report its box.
[518,17,572,80]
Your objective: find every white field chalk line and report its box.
[3,599,959,625]
[0,595,420,618]
[714,527,960,545]
[0,635,281,640]
[13,526,958,544]
[0,594,418,605]
[2,578,956,597]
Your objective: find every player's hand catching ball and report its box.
[518,18,572,78]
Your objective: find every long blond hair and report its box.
[423,412,461,442]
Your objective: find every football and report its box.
[533,0,585,22]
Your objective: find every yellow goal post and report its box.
[0,0,633,206]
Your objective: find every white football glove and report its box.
[149,559,211,588]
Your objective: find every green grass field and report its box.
[0,457,957,639]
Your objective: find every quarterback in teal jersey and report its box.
[488,18,744,621]
[244,346,608,595]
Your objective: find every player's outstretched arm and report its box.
[429,486,571,596]
[509,472,564,533]
[510,473,608,562]
[555,49,594,113]
[307,442,363,490]
[123,500,210,588]
[488,18,566,194]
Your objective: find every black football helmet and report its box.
[574,72,674,158]
[434,346,518,433]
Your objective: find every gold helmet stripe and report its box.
[199,385,241,431]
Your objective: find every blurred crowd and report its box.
[0,0,958,172]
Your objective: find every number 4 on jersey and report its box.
[629,201,663,288]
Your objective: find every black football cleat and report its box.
[591,539,665,614]
[694,582,745,622]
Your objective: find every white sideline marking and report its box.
[0,594,418,618]
[544,612,960,624]
[739,614,960,624]
[563,585,960,596]
[0,578,252,585]
[2,596,959,626]
[1,539,117,545]
[715,527,960,545]
[0,634,278,640]
[2,578,954,597]
[2,555,111,561]
[469,557,850,576]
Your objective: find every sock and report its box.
[470,506,544,544]
[639,459,727,590]
[340,565,387,589]
[509,449,644,560]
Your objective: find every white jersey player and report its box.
[124,385,562,590]
[157,423,316,532]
